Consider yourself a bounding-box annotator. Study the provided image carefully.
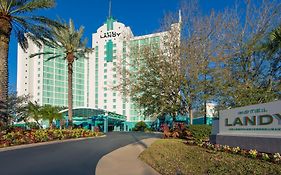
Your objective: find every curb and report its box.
[0,134,106,153]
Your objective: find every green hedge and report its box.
[133,121,148,131]
[187,125,212,141]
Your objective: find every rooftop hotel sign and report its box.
[219,100,281,136]
[100,31,121,39]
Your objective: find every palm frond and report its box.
[10,0,55,14]
[44,54,63,62]
[29,51,54,58]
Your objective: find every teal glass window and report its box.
[105,40,113,62]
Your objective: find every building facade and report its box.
[17,15,181,124]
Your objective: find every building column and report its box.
[103,116,108,133]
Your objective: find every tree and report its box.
[263,25,281,55]
[27,101,42,128]
[30,19,91,128]
[7,92,30,124]
[40,105,62,129]
[0,0,58,127]
[116,19,183,121]
[215,0,281,108]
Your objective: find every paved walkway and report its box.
[96,138,161,175]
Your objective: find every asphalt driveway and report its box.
[0,132,161,175]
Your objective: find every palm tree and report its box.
[40,104,62,129]
[0,0,58,127]
[267,25,281,54]
[27,101,42,128]
[31,19,91,128]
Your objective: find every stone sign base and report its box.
[211,134,281,154]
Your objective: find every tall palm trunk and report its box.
[0,17,12,128]
[67,53,74,129]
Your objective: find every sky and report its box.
[8,0,236,92]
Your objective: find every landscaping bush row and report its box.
[186,124,212,141]
[186,140,281,164]
[0,128,102,148]
[163,124,212,141]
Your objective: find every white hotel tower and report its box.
[17,13,181,123]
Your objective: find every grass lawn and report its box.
[139,139,281,175]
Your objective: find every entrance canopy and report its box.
[59,107,126,121]
[59,107,127,132]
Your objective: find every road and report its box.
[0,132,161,175]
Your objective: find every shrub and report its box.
[273,153,281,163]
[187,125,212,141]
[262,153,270,161]
[26,122,40,129]
[0,128,102,148]
[248,149,258,158]
[133,121,148,131]
[144,128,152,132]
[232,146,241,154]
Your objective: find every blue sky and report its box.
[9,0,235,91]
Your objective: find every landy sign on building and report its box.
[219,100,281,135]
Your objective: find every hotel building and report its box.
[17,14,181,126]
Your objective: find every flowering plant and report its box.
[232,147,240,154]
[223,145,231,152]
[261,153,270,161]
[248,149,258,158]
[273,153,281,162]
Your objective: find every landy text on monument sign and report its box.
[219,101,281,135]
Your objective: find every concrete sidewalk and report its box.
[96,138,161,175]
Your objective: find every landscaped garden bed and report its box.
[140,139,281,175]
[0,128,103,148]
